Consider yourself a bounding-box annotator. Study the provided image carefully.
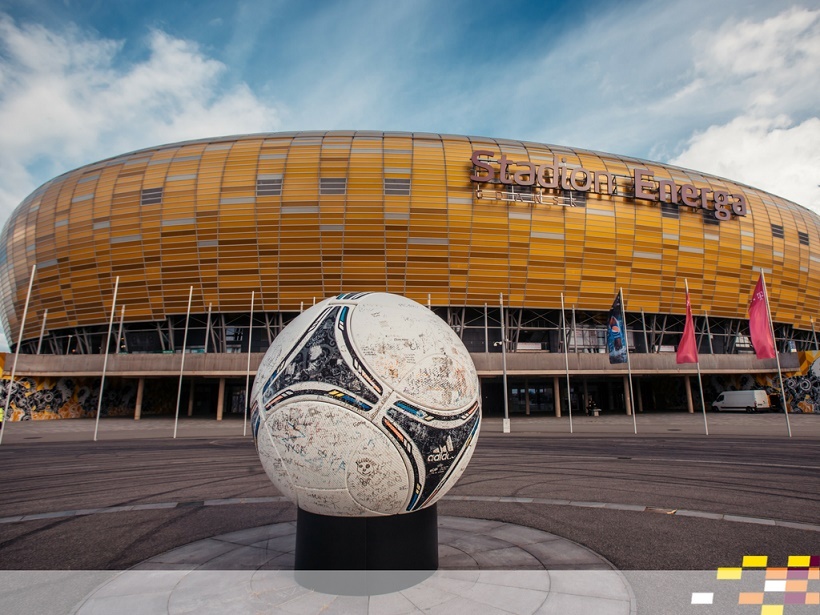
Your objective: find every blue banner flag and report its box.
[607,294,628,364]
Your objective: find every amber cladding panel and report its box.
[2,131,820,343]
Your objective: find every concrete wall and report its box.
[8,350,795,378]
[7,352,267,377]
[472,351,795,375]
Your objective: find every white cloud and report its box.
[697,7,819,87]
[0,16,281,351]
[667,7,820,211]
[669,115,820,209]
[0,18,281,222]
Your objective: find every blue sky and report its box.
[0,0,818,226]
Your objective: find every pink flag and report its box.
[676,289,698,364]
[748,274,776,359]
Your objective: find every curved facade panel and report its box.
[1,130,818,345]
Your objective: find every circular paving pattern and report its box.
[71,516,635,614]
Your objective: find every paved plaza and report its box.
[0,413,817,614]
[1,411,818,442]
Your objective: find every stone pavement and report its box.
[482,412,820,438]
[0,411,817,444]
[1,412,817,614]
[69,516,635,615]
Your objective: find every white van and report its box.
[711,390,771,413]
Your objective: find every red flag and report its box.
[748,274,776,359]
[676,289,698,364]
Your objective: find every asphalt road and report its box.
[0,427,817,572]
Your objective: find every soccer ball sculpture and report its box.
[251,292,481,517]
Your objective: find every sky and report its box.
[0,0,818,346]
[0,0,818,217]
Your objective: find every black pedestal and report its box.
[295,504,438,570]
[294,504,438,595]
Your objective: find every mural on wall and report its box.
[0,351,185,421]
[0,376,139,420]
[753,351,820,414]
[0,380,186,422]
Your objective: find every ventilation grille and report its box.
[257,177,283,197]
[320,178,347,195]
[661,202,679,219]
[384,178,411,196]
[140,188,163,206]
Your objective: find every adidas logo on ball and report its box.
[427,435,455,462]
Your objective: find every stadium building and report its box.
[1,130,818,422]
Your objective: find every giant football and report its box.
[250,292,481,517]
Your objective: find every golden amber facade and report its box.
[1,131,818,343]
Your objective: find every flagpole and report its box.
[0,265,37,446]
[760,272,791,437]
[244,290,255,437]
[94,276,119,442]
[620,287,637,434]
[696,359,708,435]
[499,293,510,434]
[172,286,193,440]
[685,279,709,436]
[561,292,573,434]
